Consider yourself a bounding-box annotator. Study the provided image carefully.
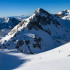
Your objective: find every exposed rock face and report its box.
[0,8,70,54]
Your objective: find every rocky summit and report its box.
[0,8,70,54]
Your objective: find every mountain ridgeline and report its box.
[0,8,70,54]
[0,17,21,29]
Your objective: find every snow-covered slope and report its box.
[0,17,20,29]
[0,16,29,39]
[0,29,11,39]
[0,42,70,70]
[0,8,70,54]
[15,42,70,70]
[56,10,70,20]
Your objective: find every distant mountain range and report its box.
[0,15,30,29]
[0,8,70,54]
[12,15,30,21]
[0,17,20,29]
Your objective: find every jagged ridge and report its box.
[0,17,21,29]
[0,8,70,54]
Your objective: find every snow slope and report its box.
[0,16,29,40]
[0,42,70,70]
[0,8,70,54]
[0,17,20,40]
[0,29,11,39]
[17,42,70,70]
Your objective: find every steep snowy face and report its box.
[0,17,21,29]
[0,8,70,54]
[56,10,70,20]
[28,8,61,30]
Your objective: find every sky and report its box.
[0,0,70,17]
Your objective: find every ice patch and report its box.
[24,33,35,38]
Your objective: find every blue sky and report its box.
[0,0,70,17]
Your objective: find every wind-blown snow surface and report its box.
[0,8,70,54]
[0,42,70,70]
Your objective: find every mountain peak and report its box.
[35,8,45,13]
[34,8,50,15]
[29,8,50,20]
[57,10,70,16]
[56,10,70,20]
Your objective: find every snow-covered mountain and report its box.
[0,9,70,70]
[0,8,70,54]
[56,10,70,20]
[0,17,21,29]
[0,15,30,29]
